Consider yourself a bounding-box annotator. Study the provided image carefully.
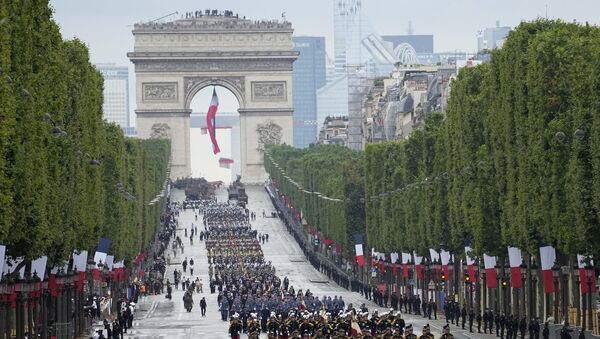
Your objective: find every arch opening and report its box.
[189,85,241,184]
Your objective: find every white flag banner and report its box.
[3,257,25,278]
[0,245,5,282]
[390,252,399,264]
[440,250,451,266]
[401,253,411,264]
[31,256,48,281]
[413,252,423,265]
[72,250,88,273]
[429,249,440,262]
[105,255,115,271]
[94,252,108,268]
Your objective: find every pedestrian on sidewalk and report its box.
[182,257,188,273]
[189,258,194,275]
[200,297,207,316]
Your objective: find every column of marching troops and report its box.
[184,201,456,339]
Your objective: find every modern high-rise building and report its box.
[382,35,434,54]
[96,63,130,129]
[477,22,511,52]
[292,37,327,148]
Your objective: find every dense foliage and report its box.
[264,145,364,253]
[366,20,600,258]
[0,0,170,265]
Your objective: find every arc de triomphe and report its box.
[128,14,298,183]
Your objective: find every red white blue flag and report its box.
[354,235,364,267]
[206,89,221,154]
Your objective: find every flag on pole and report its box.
[465,246,477,282]
[508,247,523,288]
[577,254,597,294]
[354,235,365,267]
[402,252,411,278]
[539,246,556,293]
[414,252,424,280]
[483,254,498,288]
[206,88,221,154]
[390,252,399,275]
[440,250,451,279]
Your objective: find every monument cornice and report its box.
[132,58,296,73]
[127,51,299,60]
[238,108,294,116]
[135,109,192,117]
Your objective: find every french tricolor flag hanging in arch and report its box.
[206,88,221,155]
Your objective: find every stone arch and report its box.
[184,77,246,110]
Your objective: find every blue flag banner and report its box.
[97,237,111,254]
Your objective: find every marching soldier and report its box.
[440,324,454,339]
[229,313,243,339]
[419,324,434,339]
[404,324,417,339]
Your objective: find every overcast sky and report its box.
[50,0,600,66]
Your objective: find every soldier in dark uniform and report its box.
[299,315,314,337]
[267,313,279,336]
[404,324,417,339]
[461,305,467,329]
[440,324,454,339]
[229,313,243,339]
[468,309,475,332]
[476,311,482,333]
[499,313,506,339]
[278,317,290,339]
[519,317,527,339]
[483,309,490,333]
[420,324,434,339]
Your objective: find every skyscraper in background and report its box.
[96,63,132,134]
[318,0,398,150]
[477,21,511,52]
[292,37,327,148]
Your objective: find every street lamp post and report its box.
[432,259,442,307]
[585,265,594,330]
[574,268,582,327]
[530,261,538,319]
[407,259,415,297]
[448,256,454,301]
[552,264,560,323]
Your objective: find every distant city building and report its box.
[317,116,349,146]
[292,36,327,148]
[477,21,511,52]
[363,64,457,143]
[96,63,130,129]
[382,35,434,54]
[122,126,137,137]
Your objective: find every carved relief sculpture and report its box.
[256,120,282,153]
[251,81,286,102]
[150,123,171,139]
[143,83,177,101]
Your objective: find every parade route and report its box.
[125,186,499,339]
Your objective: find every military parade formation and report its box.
[158,194,459,339]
